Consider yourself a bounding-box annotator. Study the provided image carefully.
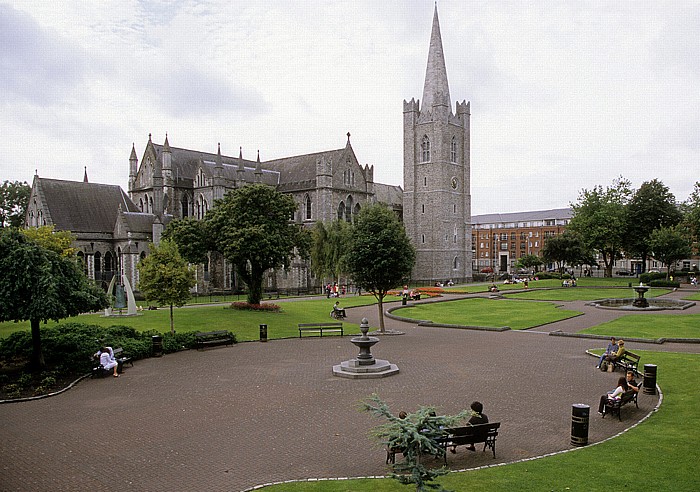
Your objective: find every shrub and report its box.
[2,384,20,399]
[230,302,281,312]
[40,375,57,388]
[16,373,33,389]
[471,273,488,282]
[649,280,680,288]
[640,272,667,284]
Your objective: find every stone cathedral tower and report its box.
[403,5,472,283]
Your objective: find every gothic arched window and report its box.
[450,136,457,163]
[337,201,345,221]
[421,135,431,162]
[181,194,189,217]
[345,195,353,222]
[305,194,312,220]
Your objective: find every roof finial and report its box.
[347,132,351,144]
[83,166,88,183]
[148,133,152,142]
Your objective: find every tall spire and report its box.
[421,4,451,112]
[83,166,88,183]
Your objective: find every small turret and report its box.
[83,166,88,183]
[162,134,172,174]
[236,147,245,185]
[254,150,263,183]
[129,143,138,192]
[215,142,223,178]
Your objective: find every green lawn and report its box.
[263,350,700,491]
[683,291,700,301]
[0,296,383,341]
[504,287,669,302]
[580,313,700,340]
[393,298,581,330]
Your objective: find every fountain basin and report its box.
[332,359,399,379]
[588,298,695,311]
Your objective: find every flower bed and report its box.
[230,302,282,312]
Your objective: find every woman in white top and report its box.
[98,346,119,377]
[598,376,628,414]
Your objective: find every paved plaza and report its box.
[1,290,698,491]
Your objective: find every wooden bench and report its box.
[91,347,133,378]
[612,351,641,373]
[436,422,501,463]
[602,390,638,421]
[195,330,234,350]
[298,322,343,338]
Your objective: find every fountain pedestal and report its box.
[633,285,649,308]
[332,318,399,379]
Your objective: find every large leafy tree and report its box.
[205,184,309,305]
[514,253,543,273]
[649,225,692,280]
[345,204,415,332]
[681,181,700,240]
[0,229,108,369]
[21,225,77,256]
[541,233,583,274]
[310,219,352,284]
[567,177,632,277]
[624,179,682,272]
[0,180,30,228]
[162,216,212,264]
[137,239,196,334]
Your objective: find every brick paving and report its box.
[1,290,698,491]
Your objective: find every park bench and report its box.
[298,322,344,338]
[602,390,638,421]
[195,330,234,350]
[91,347,133,378]
[436,422,501,463]
[612,351,641,373]
[386,422,501,465]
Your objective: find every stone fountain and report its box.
[332,318,399,379]
[632,283,650,308]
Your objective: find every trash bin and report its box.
[402,295,407,306]
[259,324,268,342]
[570,404,589,446]
[643,364,657,395]
[152,335,163,357]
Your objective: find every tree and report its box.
[137,239,196,334]
[162,217,212,265]
[363,394,470,492]
[567,177,632,277]
[205,184,309,305]
[0,229,108,369]
[310,219,352,284]
[649,226,692,280]
[345,204,415,332]
[681,181,700,239]
[623,179,682,272]
[541,233,585,275]
[0,180,30,228]
[515,253,543,273]
[21,225,77,256]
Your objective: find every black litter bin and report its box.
[260,324,268,342]
[643,364,657,395]
[152,335,163,357]
[571,404,589,446]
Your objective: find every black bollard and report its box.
[571,404,589,446]
[259,324,268,342]
[151,335,163,357]
[643,364,657,395]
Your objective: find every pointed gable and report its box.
[33,178,138,233]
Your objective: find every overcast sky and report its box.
[1,1,698,215]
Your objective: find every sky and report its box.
[1,0,698,215]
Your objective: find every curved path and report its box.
[1,289,698,491]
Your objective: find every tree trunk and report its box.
[247,265,264,305]
[377,295,385,333]
[29,318,45,371]
[169,304,175,335]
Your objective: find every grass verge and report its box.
[580,313,700,340]
[504,287,669,302]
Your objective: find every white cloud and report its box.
[1,0,698,215]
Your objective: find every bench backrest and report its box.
[298,323,343,328]
[195,330,230,338]
[623,351,640,361]
[444,422,500,442]
[621,390,636,404]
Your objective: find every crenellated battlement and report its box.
[403,98,420,113]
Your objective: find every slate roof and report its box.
[373,183,403,207]
[36,178,138,233]
[263,148,347,185]
[471,208,572,225]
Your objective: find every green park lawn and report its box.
[0,296,383,341]
[580,313,700,340]
[504,287,669,302]
[393,298,581,330]
[262,349,700,491]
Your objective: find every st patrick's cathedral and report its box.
[25,6,472,293]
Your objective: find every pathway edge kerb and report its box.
[241,380,664,492]
[0,373,91,405]
[550,331,700,345]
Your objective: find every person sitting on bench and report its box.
[450,401,488,453]
[97,346,120,377]
[625,371,640,393]
[597,337,618,369]
[605,339,626,365]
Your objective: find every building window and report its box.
[305,194,312,220]
[424,176,427,186]
[337,201,345,221]
[422,204,425,214]
[421,135,431,162]
[453,256,459,269]
[421,234,425,244]
[450,136,457,163]
[453,204,456,214]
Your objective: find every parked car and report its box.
[615,270,632,276]
[480,267,494,273]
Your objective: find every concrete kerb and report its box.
[0,373,92,405]
[550,330,700,345]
